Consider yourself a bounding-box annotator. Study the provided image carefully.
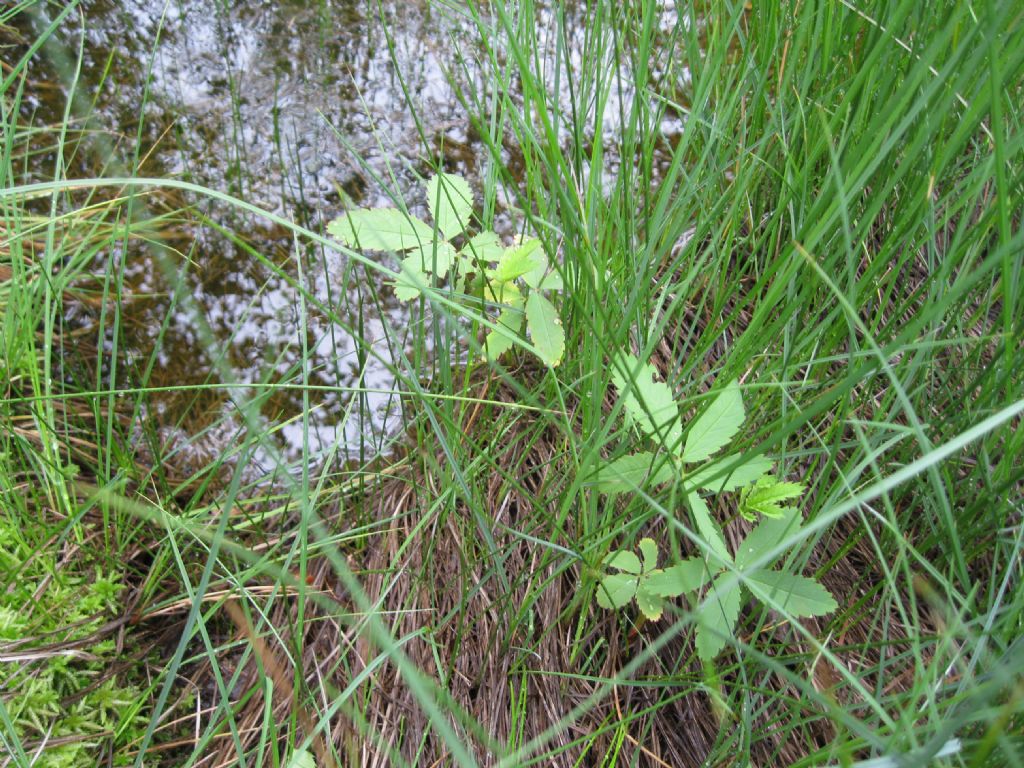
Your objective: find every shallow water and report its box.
[25,0,687,470]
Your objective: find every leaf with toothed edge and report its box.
[745,570,837,617]
[594,452,676,492]
[328,209,434,252]
[611,353,682,449]
[425,173,473,240]
[696,573,743,661]
[682,380,745,462]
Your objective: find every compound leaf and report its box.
[682,381,745,462]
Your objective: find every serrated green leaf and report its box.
[682,381,745,462]
[286,749,316,768]
[392,255,429,301]
[425,173,473,240]
[594,452,676,492]
[638,538,659,572]
[404,241,456,279]
[735,508,803,571]
[696,573,743,661]
[745,570,838,617]
[525,292,564,367]
[635,583,665,621]
[460,231,504,264]
[739,475,806,520]
[328,209,435,252]
[483,279,523,307]
[611,354,682,449]
[688,493,732,566]
[686,454,772,494]
[493,238,543,282]
[596,573,638,609]
[646,558,710,597]
[605,550,642,574]
[483,307,523,361]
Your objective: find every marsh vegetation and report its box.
[1,1,1023,766]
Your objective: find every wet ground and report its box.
[16,0,688,471]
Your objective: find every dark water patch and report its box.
[14,0,693,474]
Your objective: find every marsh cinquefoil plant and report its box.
[595,355,837,661]
[328,172,565,366]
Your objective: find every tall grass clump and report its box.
[2,0,1023,766]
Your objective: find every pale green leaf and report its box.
[605,550,642,574]
[493,238,542,282]
[404,241,456,279]
[522,250,563,290]
[460,231,504,264]
[328,209,434,252]
[482,307,523,361]
[686,454,772,494]
[425,173,473,239]
[525,292,564,367]
[688,493,732,566]
[536,270,564,290]
[696,573,743,661]
[736,508,803,571]
[286,749,316,768]
[645,558,710,597]
[483,279,523,307]
[635,583,665,621]
[610,353,682,449]
[739,475,806,520]
[594,452,676,492]
[392,255,429,301]
[682,381,745,462]
[638,538,659,572]
[745,570,838,617]
[596,573,637,609]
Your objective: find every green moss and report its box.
[0,516,146,767]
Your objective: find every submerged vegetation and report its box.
[2,0,1023,766]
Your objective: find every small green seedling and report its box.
[327,172,565,366]
[594,355,837,660]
